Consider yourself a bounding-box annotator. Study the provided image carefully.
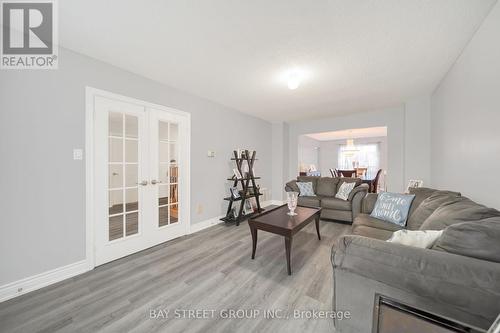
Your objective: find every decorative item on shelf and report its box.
[249,197,258,211]
[221,149,264,226]
[406,179,424,193]
[243,200,254,215]
[286,191,299,216]
[246,186,260,196]
[230,186,240,199]
[241,162,250,177]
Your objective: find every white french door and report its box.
[90,90,190,266]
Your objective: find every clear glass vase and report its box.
[286,192,299,216]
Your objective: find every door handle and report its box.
[136,180,148,186]
[151,180,162,185]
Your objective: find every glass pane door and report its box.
[108,112,140,241]
[93,90,189,267]
[158,120,179,226]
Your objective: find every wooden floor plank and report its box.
[0,215,350,333]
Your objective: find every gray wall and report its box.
[0,47,272,285]
[287,107,408,192]
[271,122,288,201]
[431,2,500,209]
[405,96,431,186]
[286,103,433,192]
[297,135,320,172]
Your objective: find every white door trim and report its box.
[85,87,191,269]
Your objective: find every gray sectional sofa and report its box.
[331,187,500,332]
[285,176,368,222]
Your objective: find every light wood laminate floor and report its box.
[0,216,351,333]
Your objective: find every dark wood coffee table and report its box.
[248,204,322,275]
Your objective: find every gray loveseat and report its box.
[285,176,368,223]
[331,187,500,332]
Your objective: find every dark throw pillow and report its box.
[409,190,462,229]
[433,217,500,263]
[420,196,500,230]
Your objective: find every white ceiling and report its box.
[60,0,497,122]
[305,126,387,141]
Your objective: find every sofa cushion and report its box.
[335,181,356,200]
[406,187,438,226]
[351,225,394,240]
[322,197,351,211]
[298,196,321,208]
[370,192,415,227]
[409,190,462,229]
[297,176,319,192]
[321,209,352,222]
[353,214,403,232]
[296,182,315,196]
[361,193,379,214]
[433,217,500,263]
[316,177,339,197]
[420,196,500,230]
[337,177,362,189]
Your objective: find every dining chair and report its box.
[372,169,383,193]
[330,168,340,177]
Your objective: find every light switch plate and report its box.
[207,150,216,157]
[73,149,83,160]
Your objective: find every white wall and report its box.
[298,135,320,171]
[318,136,388,178]
[0,47,273,286]
[431,2,500,209]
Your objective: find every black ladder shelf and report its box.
[220,150,264,226]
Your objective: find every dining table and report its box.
[359,172,378,193]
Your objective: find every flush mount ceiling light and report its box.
[279,68,309,90]
[287,71,301,90]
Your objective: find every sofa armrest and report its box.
[332,235,500,321]
[348,183,368,201]
[361,193,378,214]
[349,184,368,219]
[285,180,299,192]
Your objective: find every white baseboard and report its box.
[189,215,225,234]
[0,260,90,303]
[189,201,285,234]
